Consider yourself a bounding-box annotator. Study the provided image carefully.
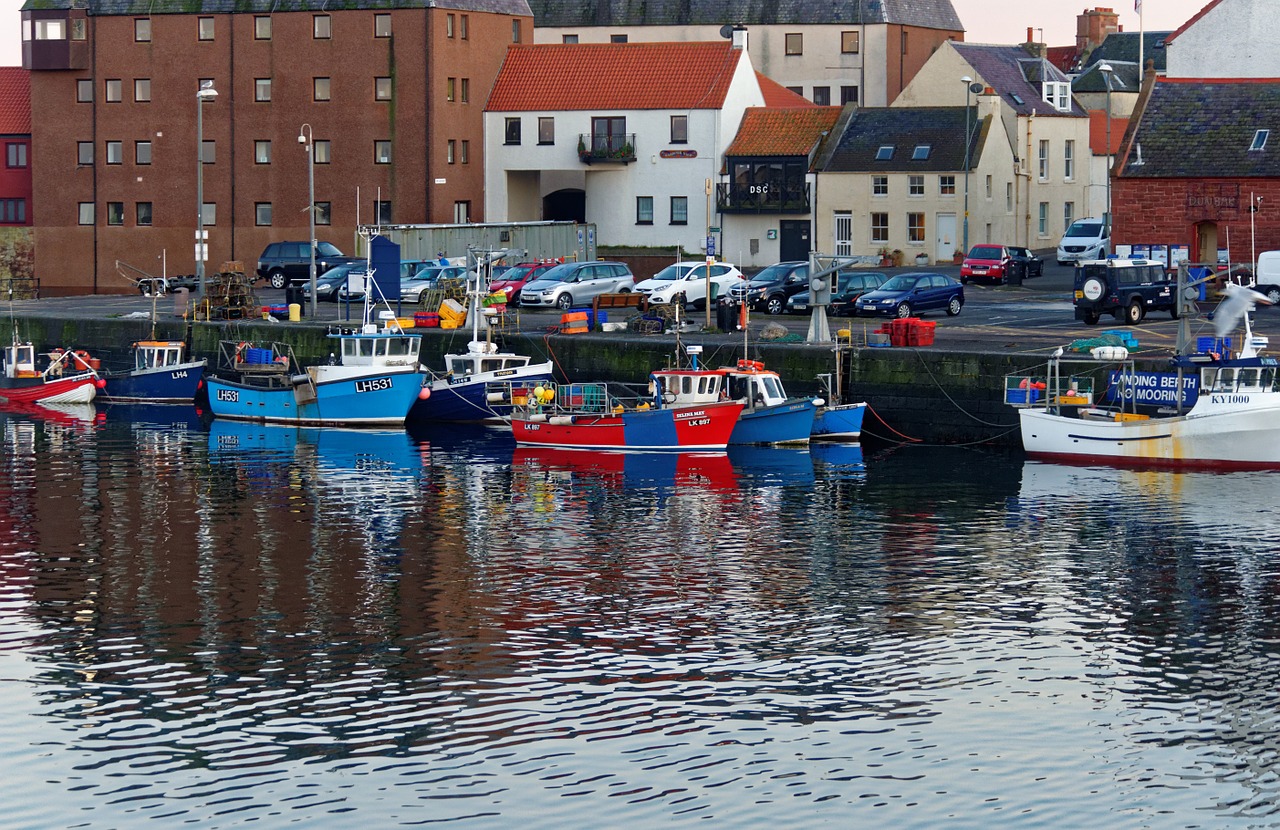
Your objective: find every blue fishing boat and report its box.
[810,344,867,441]
[99,339,206,404]
[410,251,553,423]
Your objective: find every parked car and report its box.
[960,244,1018,285]
[519,261,636,310]
[305,263,366,302]
[854,272,965,318]
[635,261,745,310]
[400,265,468,303]
[1057,218,1110,265]
[1073,257,1176,325]
[1007,246,1044,279]
[732,261,809,315]
[787,271,888,316]
[489,262,557,304]
[256,241,361,289]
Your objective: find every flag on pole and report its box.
[1135,0,1141,12]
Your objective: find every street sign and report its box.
[706,237,716,255]
[709,226,721,234]
[194,243,208,262]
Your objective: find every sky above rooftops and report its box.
[0,0,1210,69]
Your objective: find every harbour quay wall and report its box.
[8,312,1166,446]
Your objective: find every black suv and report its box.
[735,261,810,315]
[1074,258,1177,325]
[256,241,361,289]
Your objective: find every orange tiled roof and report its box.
[0,68,31,135]
[757,72,813,108]
[487,42,745,112]
[724,107,842,157]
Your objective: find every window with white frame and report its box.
[1064,140,1075,181]
[986,175,992,199]
[1063,201,1075,232]
[909,175,924,196]
[871,213,888,244]
[1038,202,1048,236]
[834,211,852,256]
[872,175,888,196]
[1042,81,1070,112]
[1038,139,1049,180]
[907,212,925,243]
[939,175,956,195]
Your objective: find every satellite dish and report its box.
[719,24,734,39]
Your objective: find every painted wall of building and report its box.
[1166,0,1279,79]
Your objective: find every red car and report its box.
[960,244,1014,285]
[489,262,557,304]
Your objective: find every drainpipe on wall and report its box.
[1025,111,1034,248]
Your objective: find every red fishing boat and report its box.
[1,338,103,405]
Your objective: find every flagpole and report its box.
[1137,0,1144,83]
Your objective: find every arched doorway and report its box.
[543,189,585,223]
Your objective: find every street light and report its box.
[195,80,217,298]
[1099,63,1114,246]
[298,124,316,318]
[960,76,974,256]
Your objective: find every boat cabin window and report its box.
[760,376,783,398]
[1218,368,1235,389]
[681,376,693,394]
[1238,368,1258,388]
[1263,368,1276,389]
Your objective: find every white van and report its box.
[1057,218,1109,265]
[1254,251,1280,303]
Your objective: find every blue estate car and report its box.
[853,272,965,318]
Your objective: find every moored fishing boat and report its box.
[1007,281,1280,469]
[810,340,867,441]
[1,338,103,405]
[493,379,742,451]
[99,339,206,404]
[410,250,553,424]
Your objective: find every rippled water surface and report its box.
[3,403,1280,828]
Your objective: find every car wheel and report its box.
[960,276,969,285]
[895,302,912,319]
[555,293,573,311]
[765,296,785,315]
[946,296,963,316]
[1082,310,1100,325]
[1124,300,1144,325]
[1267,287,1280,305]
[268,270,288,290]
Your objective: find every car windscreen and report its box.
[316,242,344,257]
[968,246,1002,259]
[648,265,692,282]
[879,276,919,292]
[751,263,794,282]
[1065,222,1103,239]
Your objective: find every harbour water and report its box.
[2,403,1280,828]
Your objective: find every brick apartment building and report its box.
[20,0,531,295]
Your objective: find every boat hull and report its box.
[205,371,424,426]
[811,402,867,441]
[0,374,98,405]
[510,401,743,451]
[409,362,554,423]
[1019,400,1280,469]
[730,399,816,445]
[100,360,206,404]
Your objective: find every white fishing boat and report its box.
[1007,279,1280,469]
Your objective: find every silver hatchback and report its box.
[518,261,636,310]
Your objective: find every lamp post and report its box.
[195,80,217,298]
[298,124,316,318]
[960,75,974,256]
[1099,63,1114,248]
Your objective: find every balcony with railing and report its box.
[578,133,637,165]
[716,182,811,214]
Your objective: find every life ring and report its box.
[235,341,250,361]
[736,359,764,371]
[73,350,91,369]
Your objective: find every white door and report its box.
[936,213,958,262]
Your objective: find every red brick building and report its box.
[0,67,32,228]
[20,0,531,295]
[1113,74,1280,267]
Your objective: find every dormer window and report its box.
[912,144,931,160]
[1250,130,1269,152]
[875,145,894,160]
[1042,81,1070,112]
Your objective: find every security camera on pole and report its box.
[298,124,317,318]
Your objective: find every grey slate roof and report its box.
[1086,31,1171,72]
[21,0,532,15]
[524,0,963,30]
[1120,80,1280,178]
[954,42,1085,118]
[1073,61,1141,95]
[821,106,980,173]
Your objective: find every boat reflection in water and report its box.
[512,447,738,492]
[810,440,866,478]
[727,445,815,486]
